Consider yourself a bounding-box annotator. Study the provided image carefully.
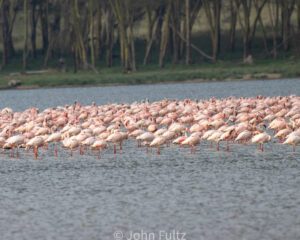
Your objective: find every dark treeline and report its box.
[0,0,300,72]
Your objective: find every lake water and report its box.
[0,79,300,240]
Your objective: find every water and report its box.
[1,78,300,111]
[0,79,300,240]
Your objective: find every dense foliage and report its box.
[0,0,299,72]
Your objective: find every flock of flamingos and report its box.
[0,95,300,159]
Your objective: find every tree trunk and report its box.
[30,0,38,59]
[96,2,102,60]
[40,0,49,54]
[23,0,29,70]
[243,36,252,58]
[298,0,300,32]
[203,0,221,62]
[281,0,296,51]
[159,1,171,68]
[1,0,16,65]
[129,19,136,71]
[71,0,88,69]
[171,0,180,64]
[109,0,136,72]
[229,0,238,52]
[1,0,10,65]
[180,0,202,58]
[89,0,95,67]
[105,7,114,67]
[236,0,267,59]
[185,0,191,65]
[143,6,160,65]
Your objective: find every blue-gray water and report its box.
[0,79,300,240]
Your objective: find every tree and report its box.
[23,0,29,70]
[109,0,137,72]
[71,0,88,69]
[185,0,191,64]
[159,0,171,68]
[39,0,49,54]
[228,0,240,52]
[281,0,296,51]
[1,0,17,65]
[203,0,222,62]
[267,0,280,58]
[30,0,39,58]
[143,1,163,65]
[235,0,268,59]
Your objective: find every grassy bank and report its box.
[0,58,300,89]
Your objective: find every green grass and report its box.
[1,57,299,89]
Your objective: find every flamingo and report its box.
[150,136,166,154]
[219,129,235,151]
[45,132,62,157]
[26,136,45,159]
[91,139,107,158]
[283,133,300,151]
[0,95,300,159]
[107,131,124,154]
[181,132,201,153]
[62,138,80,156]
[136,132,155,149]
[3,135,25,157]
[235,130,252,143]
[207,130,223,150]
[251,132,271,151]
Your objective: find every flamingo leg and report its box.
[10,147,14,158]
[293,144,295,152]
[54,144,58,157]
[226,141,229,151]
[216,142,220,151]
[79,146,84,155]
[157,147,160,155]
[12,146,16,158]
[16,147,19,158]
[191,145,196,154]
[34,146,38,159]
[190,145,196,154]
[114,144,116,154]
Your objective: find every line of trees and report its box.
[0,0,300,72]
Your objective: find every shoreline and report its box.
[1,59,299,91]
[1,75,299,92]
